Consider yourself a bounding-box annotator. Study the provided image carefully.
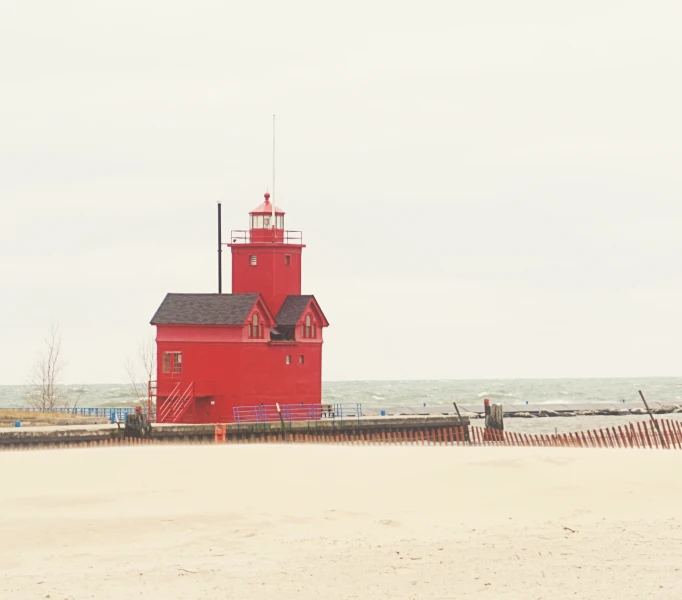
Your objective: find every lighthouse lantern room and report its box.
[149,193,328,424]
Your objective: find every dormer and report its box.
[244,297,275,340]
[272,295,329,342]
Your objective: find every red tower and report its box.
[149,193,329,424]
[229,192,303,314]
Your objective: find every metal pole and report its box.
[217,202,222,293]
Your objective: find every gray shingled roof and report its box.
[150,293,259,325]
[275,295,315,327]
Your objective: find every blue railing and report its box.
[0,406,156,423]
[233,403,363,426]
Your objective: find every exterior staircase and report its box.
[156,381,195,423]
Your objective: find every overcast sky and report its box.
[1,1,681,384]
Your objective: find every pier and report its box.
[0,413,470,450]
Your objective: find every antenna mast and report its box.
[272,114,276,229]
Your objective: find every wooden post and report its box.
[638,390,668,449]
[485,400,504,434]
[275,403,288,442]
[452,402,470,443]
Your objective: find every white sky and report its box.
[1,1,681,384]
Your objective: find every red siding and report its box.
[156,326,322,424]
[230,244,303,315]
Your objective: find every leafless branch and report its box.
[125,334,156,405]
[26,320,65,411]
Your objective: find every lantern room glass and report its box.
[250,214,284,229]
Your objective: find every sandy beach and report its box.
[1,445,681,599]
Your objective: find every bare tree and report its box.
[65,384,86,411]
[27,320,65,411]
[125,334,156,404]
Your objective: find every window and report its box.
[249,255,257,266]
[162,352,182,373]
[299,355,305,365]
[249,313,263,339]
[251,215,264,229]
[303,314,314,339]
[276,215,284,229]
[285,355,291,365]
[263,216,270,228]
[284,254,291,266]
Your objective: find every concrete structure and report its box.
[150,193,329,424]
[0,414,471,449]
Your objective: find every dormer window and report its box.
[249,313,263,339]
[303,314,316,339]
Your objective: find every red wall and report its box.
[156,325,322,423]
[230,244,303,315]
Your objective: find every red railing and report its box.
[156,382,195,423]
[147,380,157,419]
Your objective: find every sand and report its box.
[1,445,681,599]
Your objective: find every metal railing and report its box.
[233,403,363,426]
[0,406,156,423]
[228,230,303,244]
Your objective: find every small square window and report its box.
[284,254,291,266]
[285,355,291,365]
[249,255,257,266]
[299,355,304,365]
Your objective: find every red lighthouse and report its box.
[149,193,329,423]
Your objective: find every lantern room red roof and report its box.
[250,192,284,216]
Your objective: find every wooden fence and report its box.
[213,419,682,449]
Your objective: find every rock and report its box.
[629,408,647,415]
[654,405,676,414]
[509,412,535,419]
[595,409,629,416]
[538,410,562,418]
[578,410,598,416]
